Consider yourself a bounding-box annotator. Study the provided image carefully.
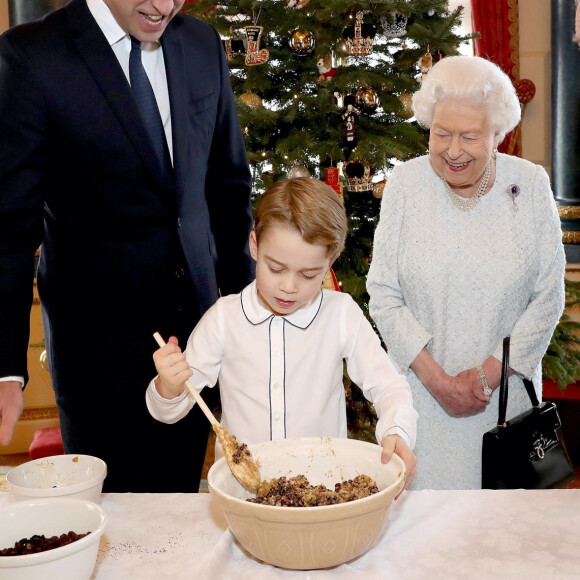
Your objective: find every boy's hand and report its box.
[152,336,192,399]
[380,434,417,499]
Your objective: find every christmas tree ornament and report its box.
[245,25,269,66]
[342,11,376,56]
[416,50,433,83]
[355,86,379,113]
[223,28,245,62]
[288,164,311,178]
[289,29,316,56]
[239,90,263,109]
[334,91,344,108]
[398,93,414,119]
[381,11,408,37]
[286,0,310,8]
[342,95,360,143]
[373,179,386,199]
[324,166,343,197]
[317,54,337,81]
[344,160,374,193]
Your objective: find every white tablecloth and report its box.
[2,490,580,579]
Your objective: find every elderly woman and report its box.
[367,55,565,490]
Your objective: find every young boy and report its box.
[147,178,417,489]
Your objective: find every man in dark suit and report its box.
[0,0,254,492]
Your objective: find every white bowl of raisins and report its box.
[0,497,106,579]
[6,454,106,504]
[207,436,405,570]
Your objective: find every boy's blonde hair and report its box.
[253,177,347,259]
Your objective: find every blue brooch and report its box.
[508,184,520,211]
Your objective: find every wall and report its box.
[519,0,551,175]
[0,0,8,31]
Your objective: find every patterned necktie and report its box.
[129,36,172,182]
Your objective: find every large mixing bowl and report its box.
[208,436,405,570]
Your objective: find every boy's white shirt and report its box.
[146,281,417,455]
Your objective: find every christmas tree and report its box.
[184,0,470,440]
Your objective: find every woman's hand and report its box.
[441,371,490,417]
[380,434,417,498]
[410,348,489,417]
[152,336,192,399]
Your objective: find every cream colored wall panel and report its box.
[520,52,551,169]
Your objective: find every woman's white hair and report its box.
[412,55,521,142]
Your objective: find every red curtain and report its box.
[471,0,522,156]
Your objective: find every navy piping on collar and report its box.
[239,287,326,330]
[240,291,273,326]
[283,291,324,330]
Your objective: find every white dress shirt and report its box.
[146,281,417,456]
[86,0,173,162]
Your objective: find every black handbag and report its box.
[482,336,576,489]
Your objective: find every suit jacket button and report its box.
[175,267,185,279]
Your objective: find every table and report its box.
[2,490,580,579]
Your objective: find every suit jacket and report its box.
[0,0,254,383]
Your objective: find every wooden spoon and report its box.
[153,332,261,493]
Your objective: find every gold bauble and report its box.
[398,93,413,119]
[373,179,386,199]
[239,91,263,109]
[289,29,315,56]
[288,164,311,178]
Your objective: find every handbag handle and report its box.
[497,336,541,427]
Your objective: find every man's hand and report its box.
[0,381,25,446]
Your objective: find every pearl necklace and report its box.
[441,161,492,212]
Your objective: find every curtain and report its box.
[471,0,522,156]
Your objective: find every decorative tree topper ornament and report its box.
[342,11,376,56]
[245,25,269,66]
[289,29,316,55]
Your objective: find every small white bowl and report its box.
[0,497,107,580]
[6,455,107,503]
[208,436,405,570]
